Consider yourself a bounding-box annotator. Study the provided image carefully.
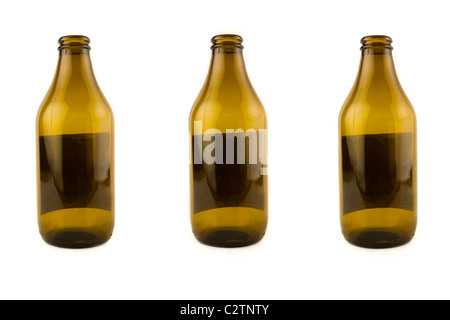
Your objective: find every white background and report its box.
[0,0,448,300]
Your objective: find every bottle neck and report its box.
[356,49,400,87]
[50,36,98,91]
[204,34,252,89]
[354,36,401,90]
[207,49,250,84]
[53,49,97,88]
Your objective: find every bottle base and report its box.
[38,208,114,249]
[344,231,413,249]
[41,230,112,249]
[194,228,264,248]
[191,207,267,248]
[341,208,416,248]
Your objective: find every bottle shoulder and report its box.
[37,96,114,136]
[38,97,113,121]
[339,98,416,136]
[189,96,267,133]
[340,97,415,117]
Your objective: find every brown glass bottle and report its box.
[189,35,268,247]
[36,36,115,248]
[339,35,417,248]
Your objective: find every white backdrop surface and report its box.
[0,0,448,300]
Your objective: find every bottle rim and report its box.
[360,35,393,50]
[211,34,244,49]
[58,35,91,50]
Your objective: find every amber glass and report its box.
[339,35,417,248]
[189,34,268,247]
[36,35,115,248]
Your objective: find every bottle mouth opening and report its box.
[211,34,244,50]
[58,35,91,50]
[360,35,393,50]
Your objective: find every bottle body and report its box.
[36,36,114,248]
[189,35,268,247]
[339,36,417,248]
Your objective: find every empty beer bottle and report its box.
[339,35,417,248]
[36,35,115,248]
[189,34,268,247]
